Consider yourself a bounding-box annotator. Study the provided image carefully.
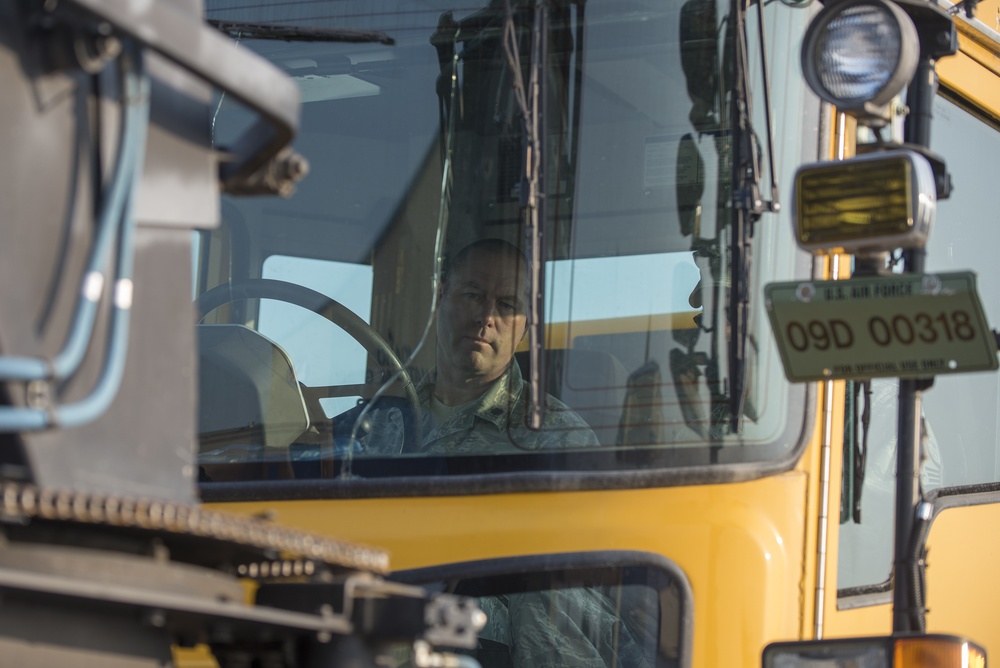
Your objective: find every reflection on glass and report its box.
[838,97,1000,593]
[260,255,374,416]
[195,0,812,484]
[390,560,684,668]
[923,97,1000,489]
[471,586,660,668]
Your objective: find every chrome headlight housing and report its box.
[792,149,936,255]
[801,0,919,124]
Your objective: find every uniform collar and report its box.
[417,362,525,436]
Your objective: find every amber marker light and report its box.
[792,149,936,255]
[894,635,987,668]
[763,634,987,668]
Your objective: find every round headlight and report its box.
[802,0,919,120]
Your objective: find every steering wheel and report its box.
[196,278,422,453]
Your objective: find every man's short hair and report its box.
[440,238,531,288]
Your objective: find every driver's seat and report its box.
[197,324,308,480]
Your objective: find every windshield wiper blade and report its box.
[524,0,548,431]
[207,20,395,45]
[501,0,548,429]
[722,0,779,434]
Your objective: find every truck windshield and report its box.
[196,0,813,490]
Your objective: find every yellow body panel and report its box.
[173,646,219,668]
[939,5,1000,121]
[929,8,1000,655]
[211,471,809,666]
[198,12,1000,666]
[820,500,1000,657]
[925,502,1000,649]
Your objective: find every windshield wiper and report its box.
[721,0,779,433]
[207,20,395,45]
[500,0,548,429]
[524,0,548,431]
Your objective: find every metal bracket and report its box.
[44,0,306,195]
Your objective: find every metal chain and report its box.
[0,482,389,574]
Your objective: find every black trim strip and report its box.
[389,550,694,668]
[201,405,811,502]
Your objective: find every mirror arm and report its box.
[754,0,781,216]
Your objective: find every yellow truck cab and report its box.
[2,0,999,666]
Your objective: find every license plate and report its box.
[765,272,998,382]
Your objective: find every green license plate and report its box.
[765,271,998,382]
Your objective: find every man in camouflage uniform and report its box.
[360,238,598,454]
[359,240,632,667]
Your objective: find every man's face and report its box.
[436,248,528,386]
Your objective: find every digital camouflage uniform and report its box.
[361,361,600,455]
[362,364,641,667]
